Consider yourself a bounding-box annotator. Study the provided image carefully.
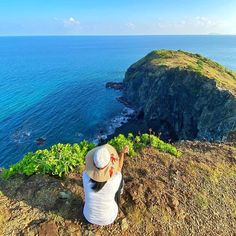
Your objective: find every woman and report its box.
[82,143,129,225]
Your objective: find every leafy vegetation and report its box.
[109,132,182,158]
[2,141,96,179]
[2,133,181,179]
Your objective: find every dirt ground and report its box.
[0,140,236,236]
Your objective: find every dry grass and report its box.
[134,49,236,95]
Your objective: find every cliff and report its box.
[1,50,236,236]
[0,140,236,235]
[123,50,236,141]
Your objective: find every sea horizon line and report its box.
[0,34,236,38]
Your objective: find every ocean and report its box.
[0,35,236,167]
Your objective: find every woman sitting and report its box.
[82,143,128,225]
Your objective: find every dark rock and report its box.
[116,96,132,107]
[105,82,124,90]
[99,129,105,134]
[135,109,145,120]
[36,137,46,145]
[27,219,47,230]
[226,131,236,142]
[59,191,72,199]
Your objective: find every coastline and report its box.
[97,81,150,144]
[2,36,236,168]
[105,116,149,143]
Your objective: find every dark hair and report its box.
[90,178,107,192]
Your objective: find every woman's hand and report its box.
[121,145,129,154]
[118,145,129,172]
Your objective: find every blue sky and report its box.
[0,0,236,35]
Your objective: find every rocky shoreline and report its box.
[104,50,236,144]
[103,81,150,144]
[105,81,124,90]
[92,106,137,144]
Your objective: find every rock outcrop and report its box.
[106,82,124,90]
[123,50,236,141]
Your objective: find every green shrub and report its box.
[108,133,181,158]
[108,133,136,157]
[2,133,181,179]
[2,140,95,179]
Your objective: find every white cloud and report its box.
[151,16,235,34]
[194,16,218,28]
[126,22,136,30]
[63,17,80,28]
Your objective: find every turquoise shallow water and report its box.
[0,35,236,167]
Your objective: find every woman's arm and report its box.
[118,145,129,172]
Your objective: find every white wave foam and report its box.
[11,129,32,144]
[92,107,135,144]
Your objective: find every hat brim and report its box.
[85,144,120,182]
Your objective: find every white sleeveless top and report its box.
[82,171,122,225]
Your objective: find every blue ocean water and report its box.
[0,35,236,167]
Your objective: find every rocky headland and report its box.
[123,50,236,141]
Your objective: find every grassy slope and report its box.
[128,49,236,95]
[0,141,236,235]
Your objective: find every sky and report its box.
[0,0,236,36]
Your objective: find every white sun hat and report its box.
[85,144,120,182]
[93,146,110,169]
